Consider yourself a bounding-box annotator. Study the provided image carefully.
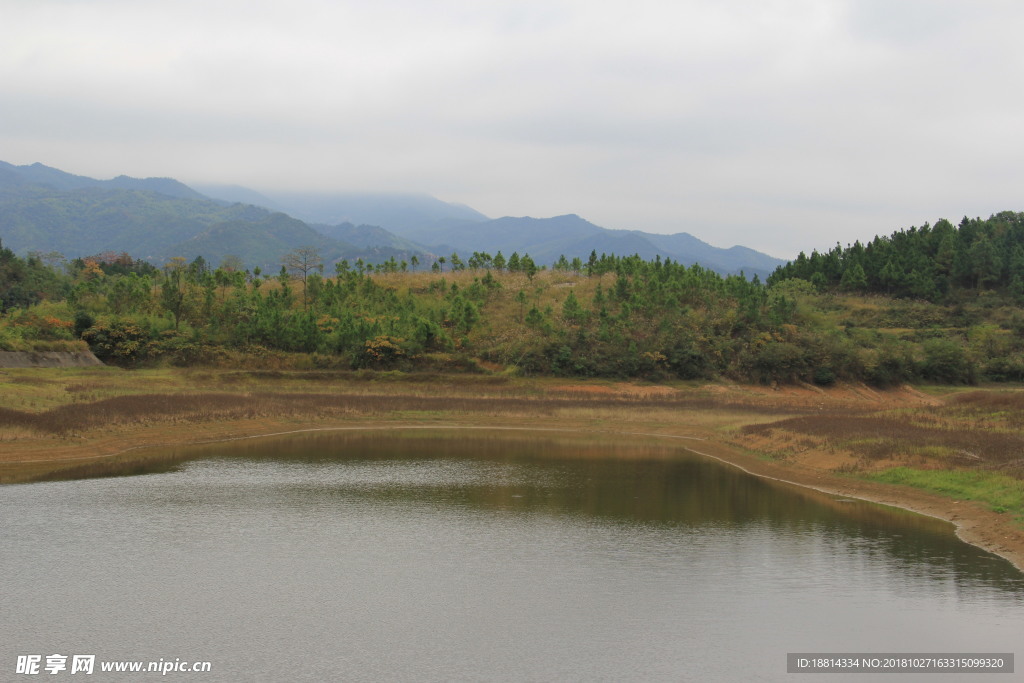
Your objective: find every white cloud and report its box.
[3,0,1024,257]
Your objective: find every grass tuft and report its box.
[866,467,1024,521]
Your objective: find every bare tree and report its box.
[283,247,323,310]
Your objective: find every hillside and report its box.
[0,184,240,258]
[312,221,427,253]
[0,161,432,271]
[167,214,351,270]
[4,202,1024,389]
[1,161,785,278]
[0,160,208,200]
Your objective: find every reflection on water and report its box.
[2,429,1022,682]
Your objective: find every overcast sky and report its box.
[3,0,1023,258]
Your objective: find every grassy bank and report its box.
[864,469,1024,523]
[731,387,1024,522]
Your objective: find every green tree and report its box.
[160,257,191,330]
[521,254,539,281]
[561,290,585,324]
[968,235,1001,289]
[839,263,867,291]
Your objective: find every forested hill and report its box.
[4,209,1024,387]
[770,211,1024,301]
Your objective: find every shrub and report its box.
[363,335,407,368]
[920,338,975,384]
[751,341,809,383]
[812,366,837,386]
[73,311,95,338]
[80,319,153,366]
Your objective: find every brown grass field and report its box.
[1,365,1022,572]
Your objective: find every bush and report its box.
[920,338,975,384]
[751,341,809,383]
[73,311,95,338]
[980,355,1024,382]
[80,319,153,366]
[362,335,408,369]
[812,366,837,386]
[862,340,917,387]
[147,330,226,366]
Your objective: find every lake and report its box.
[2,428,1022,681]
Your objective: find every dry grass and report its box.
[0,365,828,446]
[738,388,1024,478]
[6,365,1020,481]
[0,388,767,438]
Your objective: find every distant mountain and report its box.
[1,161,785,278]
[188,182,785,276]
[0,183,247,259]
[401,214,786,279]
[189,184,285,210]
[198,188,492,235]
[159,213,351,270]
[0,161,207,201]
[312,221,427,253]
[0,162,429,271]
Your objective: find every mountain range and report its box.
[0,161,786,278]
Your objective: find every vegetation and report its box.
[866,469,1024,521]
[4,211,1024,388]
[770,211,1024,302]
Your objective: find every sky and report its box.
[3,0,1024,259]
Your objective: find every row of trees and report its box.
[770,211,1024,301]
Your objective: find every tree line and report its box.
[770,211,1024,302]
[3,213,1024,385]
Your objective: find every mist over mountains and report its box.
[0,161,785,278]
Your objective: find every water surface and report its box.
[2,429,1022,681]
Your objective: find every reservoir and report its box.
[2,429,1022,681]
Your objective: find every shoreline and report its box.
[4,414,1022,573]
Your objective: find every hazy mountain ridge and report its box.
[200,185,784,277]
[0,161,784,277]
[312,221,426,253]
[0,184,224,258]
[0,162,427,270]
[400,214,785,278]
[169,214,353,270]
[197,185,490,235]
[0,160,206,200]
